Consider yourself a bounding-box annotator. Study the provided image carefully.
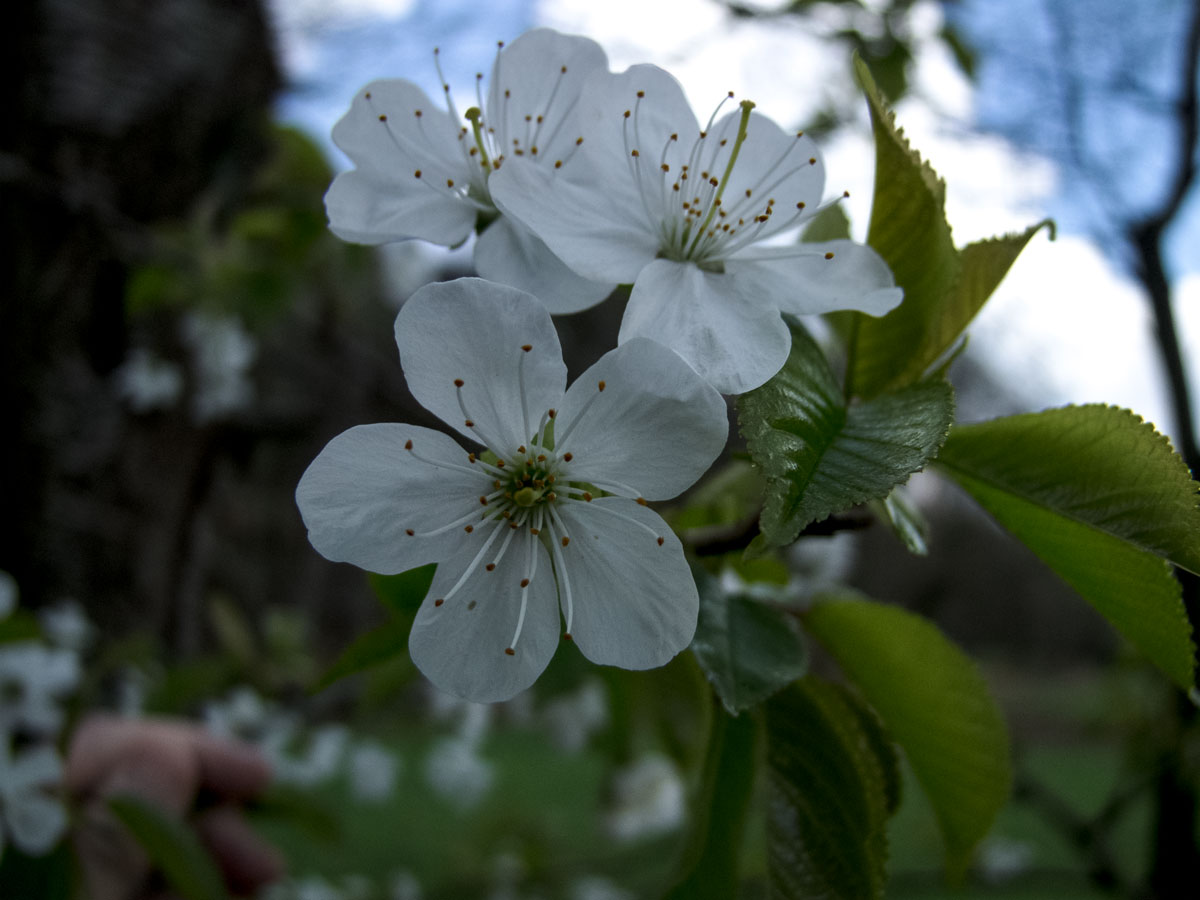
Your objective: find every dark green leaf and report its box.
[108,794,229,900]
[663,702,760,900]
[937,405,1200,688]
[251,783,341,843]
[368,564,436,617]
[691,568,807,714]
[765,678,895,900]
[0,611,42,644]
[0,840,76,900]
[311,618,412,693]
[739,322,954,548]
[805,593,1011,879]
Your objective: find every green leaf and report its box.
[206,594,257,668]
[663,702,760,900]
[312,618,412,693]
[936,405,1200,689]
[739,321,954,548]
[805,593,1011,879]
[691,568,807,714]
[0,611,42,644]
[108,794,230,900]
[765,678,895,900]
[845,57,1050,398]
[367,564,436,617]
[251,783,341,843]
[801,202,851,243]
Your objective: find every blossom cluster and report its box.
[0,572,83,862]
[300,28,903,702]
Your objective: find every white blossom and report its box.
[605,754,685,842]
[0,642,81,738]
[347,739,399,802]
[181,311,257,423]
[114,347,184,414]
[0,738,67,860]
[325,29,614,310]
[296,278,727,702]
[491,64,903,393]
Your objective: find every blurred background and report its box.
[4,1,1199,897]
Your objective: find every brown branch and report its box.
[1128,2,1200,471]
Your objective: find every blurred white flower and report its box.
[181,311,257,422]
[114,666,152,718]
[541,679,608,752]
[978,835,1035,883]
[390,869,423,900]
[205,687,347,787]
[347,739,400,802]
[115,347,184,414]
[204,685,277,740]
[605,754,685,842]
[265,724,350,788]
[37,600,94,652]
[0,643,81,738]
[0,738,67,860]
[424,735,494,810]
[569,876,635,900]
[0,572,17,621]
[262,874,372,900]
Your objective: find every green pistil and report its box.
[465,107,492,169]
[513,486,538,507]
[687,99,756,259]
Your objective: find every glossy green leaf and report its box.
[691,568,807,714]
[937,405,1200,689]
[311,619,412,693]
[663,703,760,900]
[805,593,1011,879]
[845,57,1049,398]
[739,322,954,548]
[108,794,229,900]
[765,678,895,900]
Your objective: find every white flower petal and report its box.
[325,169,476,247]
[474,218,615,314]
[326,79,477,247]
[555,499,697,669]
[409,526,560,702]
[556,338,726,500]
[718,111,826,241]
[296,424,489,573]
[618,259,791,394]
[729,240,904,316]
[572,65,700,185]
[395,278,567,455]
[489,158,656,284]
[485,29,609,162]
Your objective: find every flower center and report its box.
[621,89,826,268]
[400,347,667,659]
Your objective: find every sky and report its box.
[265,0,1200,449]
